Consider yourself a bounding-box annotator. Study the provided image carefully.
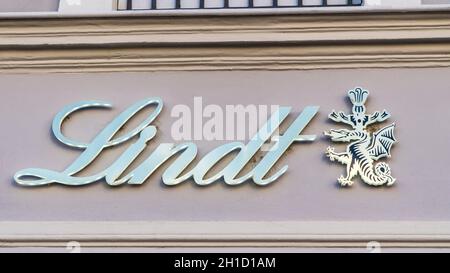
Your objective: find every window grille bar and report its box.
[118,0,363,11]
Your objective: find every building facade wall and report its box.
[0,0,59,12]
[0,4,450,252]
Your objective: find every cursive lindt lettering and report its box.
[14,98,318,187]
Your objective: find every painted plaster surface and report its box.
[0,0,59,12]
[0,68,449,221]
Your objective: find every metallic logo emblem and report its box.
[324,88,397,187]
[13,98,319,187]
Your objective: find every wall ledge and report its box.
[0,6,449,19]
[0,10,449,72]
[1,221,450,248]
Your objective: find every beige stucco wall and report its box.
[0,0,59,12]
[0,10,449,251]
[0,68,449,222]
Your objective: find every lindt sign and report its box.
[14,87,397,188]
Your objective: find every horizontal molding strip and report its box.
[1,221,450,248]
[0,12,450,72]
[0,45,448,73]
[1,6,450,19]
[2,13,450,47]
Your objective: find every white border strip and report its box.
[1,221,450,248]
[0,6,449,19]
